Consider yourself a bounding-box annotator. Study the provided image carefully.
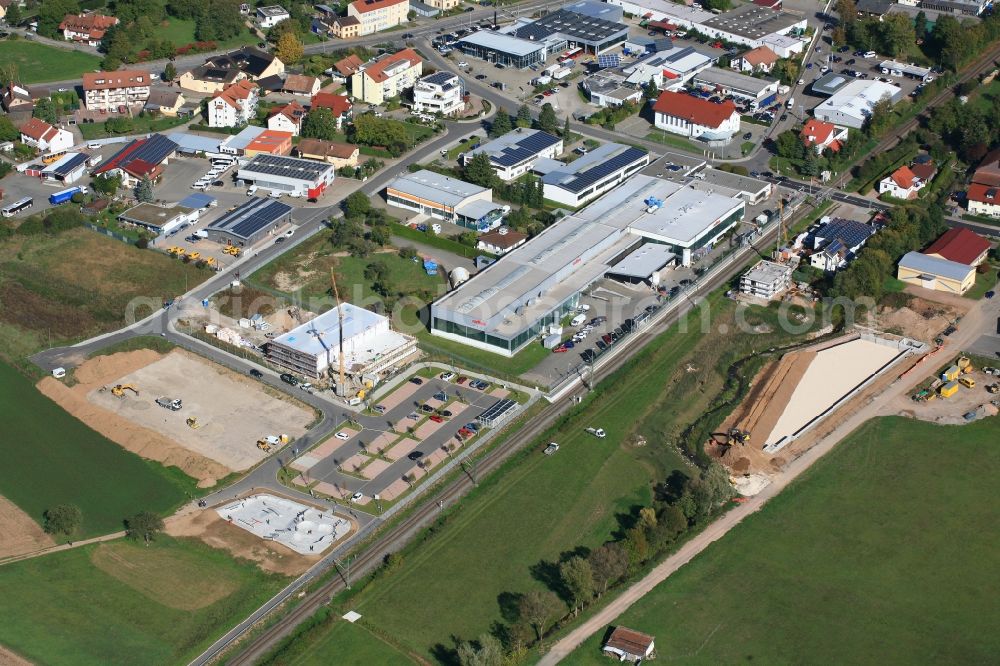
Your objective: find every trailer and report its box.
[552,67,573,80]
[48,185,87,205]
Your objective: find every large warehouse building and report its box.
[204,196,293,246]
[507,7,629,55]
[236,154,335,198]
[812,79,902,129]
[385,170,507,230]
[430,174,746,355]
[541,142,649,207]
[266,303,417,379]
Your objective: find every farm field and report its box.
[0,361,192,539]
[568,416,1000,664]
[0,536,288,665]
[0,227,204,366]
[262,615,417,666]
[0,41,101,84]
[275,296,825,662]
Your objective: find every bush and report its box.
[135,237,149,249]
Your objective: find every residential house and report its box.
[652,90,741,141]
[0,0,17,21]
[295,138,360,167]
[412,71,465,116]
[327,15,362,38]
[268,101,306,135]
[970,147,1000,186]
[351,48,423,104]
[347,0,409,36]
[59,13,119,46]
[808,217,876,272]
[243,129,294,156]
[281,74,322,97]
[92,134,179,185]
[477,228,528,255]
[923,227,990,266]
[1,83,33,114]
[18,117,73,153]
[602,627,656,663]
[82,70,151,112]
[334,54,365,78]
[800,118,848,154]
[740,259,793,299]
[878,165,926,200]
[256,5,290,28]
[897,251,976,295]
[144,89,187,116]
[733,45,778,73]
[966,182,1000,218]
[179,47,284,94]
[310,92,352,128]
[208,80,258,128]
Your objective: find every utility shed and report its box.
[602,626,656,662]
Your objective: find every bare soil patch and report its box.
[0,643,33,666]
[0,496,54,560]
[877,295,967,342]
[165,509,318,576]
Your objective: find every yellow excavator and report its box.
[186,417,201,429]
[223,245,241,256]
[111,384,139,398]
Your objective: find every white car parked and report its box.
[335,431,351,441]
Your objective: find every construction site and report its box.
[38,349,314,486]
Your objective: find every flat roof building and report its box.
[605,0,712,28]
[813,79,902,129]
[582,70,644,108]
[623,46,715,89]
[541,142,649,207]
[692,67,780,110]
[456,30,547,69]
[605,242,677,286]
[878,59,932,81]
[464,128,564,181]
[740,259,792,299]
[509,8,629,55]
[204,196,293,246]
[119,202,197,236]
[266,302,416,379]
[237,154,335,198]
[386,170,506,230]
[810,72,853,97]
[696,167,772,204]
[219,125,267,155]
[429,174,744,355]
[698,4,807,49]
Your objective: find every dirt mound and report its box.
[877,296,966,342]
[0,495,54,560]
[165,510,315,576]
[37,350,229,486]
[730,350,815,444]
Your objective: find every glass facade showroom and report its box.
[433,292,580,354]
[457,42,545,69]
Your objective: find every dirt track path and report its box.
[0,531,127,567]
[539,299,994,664]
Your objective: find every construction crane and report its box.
[330,270,346,392]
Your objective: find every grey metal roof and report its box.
[811,72,851,97]
[512,8,628,45]
[541,143,648,194]
[388,170,488,207]
[457,31,547,57]
[694,67,778,96]
[898,251,974,282]
[562,0,624,22]
[206,196,292,240]
[701,4,804,40]
[167,132,222,154]
[222,125,266,151]
[607,243,676,278]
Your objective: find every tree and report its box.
[774,129,805,161]
[562,114,571,138]
[914,10,928,39]
[4,3,22,26]
[516,103,532,128]
[879,13,915,58]
[489,108,512,137]
[0,63,18,88]
[125,511,164,546]
[33,98,58,125]
[37,0,80,37]
[302,107,340,141]
[642,76,659,100]
[343,191,371,218]
[275,31,304,65]
[43,504,82,537]
[0,116,18,142]
[135,175,154,202]
[865,95,895,137]
[463,152,498,188]
[195,0,247,42]
[517,589,561,641]
[538,102,558,134]
[835,0,857,26]
[457,633,505,666]
[558,556,594,616]
[588,542,629,596]
[163,62,177,82]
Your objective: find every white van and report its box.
[431,223,442,234]
[786,97,794,109]
[246,185,259,196]
[570,314,587,327]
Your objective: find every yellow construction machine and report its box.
[111,384,139,398]
[256,440,272,452]
[186,417,201,429]
[223,245,241,256]
[204,256,216,267]
[186,251,201,261]
[167,246,185,256]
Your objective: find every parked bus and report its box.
[561,47,582,61]
[41,150,67,165]
[1,197,33,217]
[48,186,87,205]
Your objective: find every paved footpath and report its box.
[539,298,994,664]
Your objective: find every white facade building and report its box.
[464,128,564,181]
[740,260,793,299]
[256,5,290,28]
[812,79,902,129]
[207,80,258,128]
[652,91,741,141]
[412,71,465,116]
[541,142,649,207]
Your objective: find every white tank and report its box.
[450,267,470,286]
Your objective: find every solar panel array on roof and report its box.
[491,131,561,168]
[423,71,456,86]
[597,53,621,68]
[816,218,873,250]
[241,154,331,181]
[46,152,88,176]
[547,146,647,193]
[477,398,518,427]
[207,197,292,240]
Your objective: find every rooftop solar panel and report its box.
[423,71,456,85]
[47,152,88,176]
[207,197,292,240]
[597,53,620,68]
[554,147,647,193]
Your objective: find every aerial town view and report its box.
[0,0,998,661]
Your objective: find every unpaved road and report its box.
[539,296,997,664]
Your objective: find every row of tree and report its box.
[489,103,565,139]
[43,503,165,545]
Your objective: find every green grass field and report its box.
[0,40,101,84]
[79,114,188,140]
[266,296,825,662]
[645,129,702,154]
[964,265,997,300]
[0,361,194,538]
[568,416,1000,664]
[0,536,288,665]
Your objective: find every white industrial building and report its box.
[695,4,807,52]
[692,67,780,111]
[256,5,290,28]
[412,71,465,116]
[740,259,793,299]
[429,174,746,355]
[266,303,417,379]
[236,154,336,198]
[463,128,563,181]
[605,0,713,28]
[622,46,714,90]
[118,202,198,236]
[541,142,649,207]
[386,170,507,230]
[812,80,902,129]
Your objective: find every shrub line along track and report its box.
[212,216,792,666]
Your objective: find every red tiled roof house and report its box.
[652,90,740,141]
[800,118,848,154]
